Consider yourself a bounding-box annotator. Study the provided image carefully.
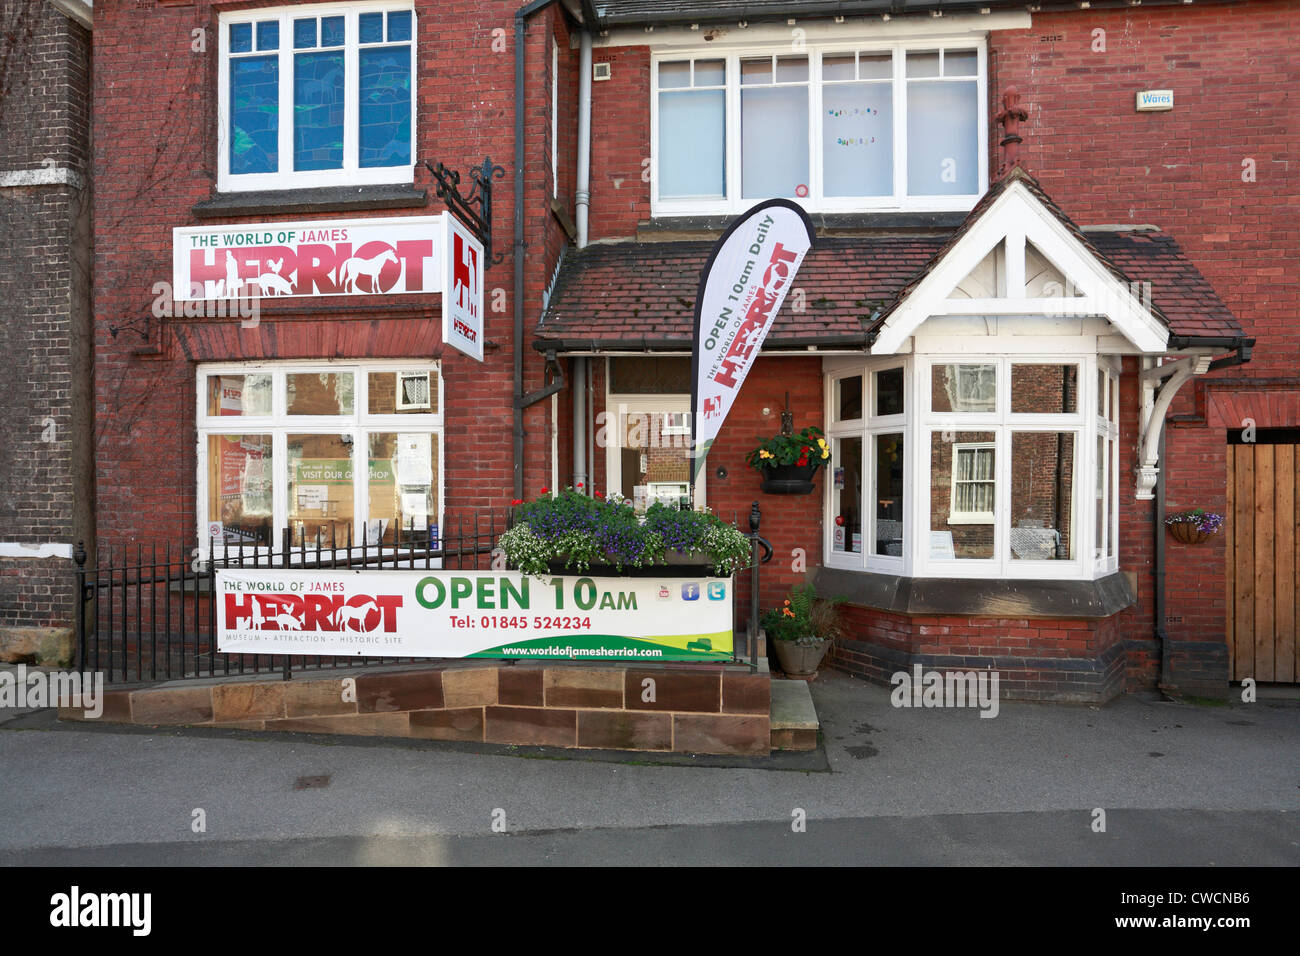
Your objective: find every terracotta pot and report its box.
[772,637,831,678]
[1167,522,1213,545]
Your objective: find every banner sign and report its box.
[215,569,733,662]
[172,215,446,301]
[690,200,815,479]
[442,213,485,362]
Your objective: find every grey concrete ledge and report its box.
[637,210,968,238]
[192,184,428,219]
[812,567,1136,620]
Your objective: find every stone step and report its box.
[770,677,819,751]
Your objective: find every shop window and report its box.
[652,41,985,215]
[604,362,704,512]
[220,4,415,192]
[197,362,441,549]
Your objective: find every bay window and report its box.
[197,362,442,550]
[219,3,416,192]
[825,355,1119,580]
[652,40,986,215]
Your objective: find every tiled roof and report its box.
[537,169,1244,350]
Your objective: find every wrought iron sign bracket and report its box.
[421,156,505,265]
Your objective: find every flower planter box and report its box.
[758,462,822,495]
[544,551,725,578]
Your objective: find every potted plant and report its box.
[762,582,844,679]
[498,486,752,577]
[745,426,831,495]
[1165,508,1224,545]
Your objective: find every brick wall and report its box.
[0,0,93,632]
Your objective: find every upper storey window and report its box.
[219,3,415,192]
[651,41,986,216]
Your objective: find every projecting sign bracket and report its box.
[422,156,505,265]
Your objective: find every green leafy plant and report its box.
[498,487,751,577]
[761,582,845,644]
[745,426,831,473]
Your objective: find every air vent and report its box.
[593,62,612,81]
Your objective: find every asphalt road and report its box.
[1,670,1296,866]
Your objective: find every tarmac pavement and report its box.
[0,669,1296,865]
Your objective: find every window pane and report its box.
[207,373,272,417]
[658,61,690,89]
[823,54,855,82]
[619,409,692,512]
[230,55,279,175]
[775,55,808,83]
[387,11,411,43]
[875,367,904,416]
[932,363,996,413]
[859,52,891,80]
[694,59,724,86]
[741,85,808,198]
[740,57,771,85]
[368,432,437,545]
[874,433,904,556]
[359,46,412,168]
[1097,369,1106,415]
[368,370,439,415]
[255,20,279,51]
[907,80,978,195]
[609,357,691,393]
[822,81,893,197]
[930,431,995,559]
[287,372,354,415]
[836,375,862,421]
[1108,438,1117,557]
[1095,433,1106,560]
[832,436,862,554]
[293,18,316,49]
[294,50,345,171]
[322,16,345,46]
[1011,364,1078,414]
[287,434,355,547]
[1110,378,1118,424]
[906,50,940,78]
[659,90,725,198]
[1010,431,1075,560]
[359,12,384,43]
[208,435,273,546]
[230,22,253,54]
[945,49,978,76]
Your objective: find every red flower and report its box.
[796,456,808,467]
[835,515,844,526]
[510,499,523,506]
[594,491,605,499]
[577,482,584,489]
[540,486,549,494]
[801,445,810,454]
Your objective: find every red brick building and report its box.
[91,0,1296,703]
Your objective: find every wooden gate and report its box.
[1226,443,1299,682]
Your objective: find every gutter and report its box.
[532,332,877,353]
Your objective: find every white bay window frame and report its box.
[195,360,443,552]
[650,38,987,217]
[217,1,417,193]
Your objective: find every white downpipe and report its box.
[576,31,592,249]
[573,358,588,491]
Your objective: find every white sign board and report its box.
[1135,89,1174,112]
[442,213,486,361]
[172,215,446,301]
[215,568,733,661]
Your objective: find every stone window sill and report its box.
[192,184,428,220]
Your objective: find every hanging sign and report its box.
[442,213,486,362]
[172,215,446,301]
[690,199,815,479]
[215,568,733,662]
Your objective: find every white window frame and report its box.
[823,359,909,575]
[551,35,560,199]
[948,442,996,524]
[217,1,417,193]
[195,360,443,552]
[650,38,987,217]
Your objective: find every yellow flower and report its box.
[821,450,829,459]
[759,450,773,459]
[817,438,828,448]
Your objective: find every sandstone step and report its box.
[770,677,819,751]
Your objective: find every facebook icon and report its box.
[681,583,700,601]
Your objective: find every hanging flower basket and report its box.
[746,426,830,495]
[1165,508,1223,545]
